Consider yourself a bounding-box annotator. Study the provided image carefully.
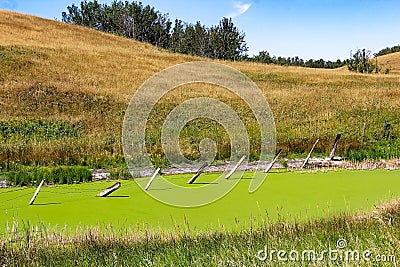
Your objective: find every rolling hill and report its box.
[1,10,399,166]
[377,52,400,74]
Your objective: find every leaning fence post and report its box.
[145,168,160,191]
[329,133,342,160]
[225,155,246,179]
[187,162,208,184]
[264,149,283,173]
[302,139,319,169]
[29,179,45,205]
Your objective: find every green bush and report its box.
[74,166,92,182]
[33,167,51,185]
[0,119,82,142]
[4,165,92,186]
[347,139,400,161]
[347,49,382,74]
[109,167,131,179]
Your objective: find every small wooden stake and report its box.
[29,179,45,205]
[361,122,366,143]
[264,149,283,173]
[329,133,342,160]
[302,139,319,169]
[225,155,246,179]
[187,162,208,184]
[145,168,160,190]
[383,120,391,140]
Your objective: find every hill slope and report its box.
[0,10,197,99]
[377,52,400,74]
[0,11,399,166]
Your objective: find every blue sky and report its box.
[1,0,399,60]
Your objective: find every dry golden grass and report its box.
[0,11,202,100]
[377,52,400,74]
[1,10,399,165]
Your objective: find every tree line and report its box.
[62,0,247,61]
[62,1,394,72]
[374,45,400,57]
[248,50,348,69]
[61,0,341,66]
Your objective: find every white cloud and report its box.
[227,1,252,18]
[0,0,18,10]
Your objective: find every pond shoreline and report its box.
[91,158,400,180]
[2,158,399,188]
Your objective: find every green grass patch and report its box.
[2,165,92,186]
[0,45,46,80]
[0,118,82,142]
[347,139,400,161]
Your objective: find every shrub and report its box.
[109,167,131,179]
[347,49,384,74]
[0,119,83,142]
[347,139,400,161]
[73,166,92,182]
[4,165,92,186]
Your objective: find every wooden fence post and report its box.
[302,139,319,169]
[187,162,208,184]
[329,133,342,160]
[264,149,283,173]
[29,179,45,205]
[145,168,160,191]
[225,155,246,179]
[361,122,366,143]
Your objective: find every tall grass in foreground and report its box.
[1,200,399,266]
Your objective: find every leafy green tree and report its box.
[194,21,210,57]
[253,50,275,64]
[169,18,246,60]
[62,1,172,49]
[348,49,381,73]
[153,13,172,48]
[169,19,185,53]
[183,25,200,55]
[214,18,248,60]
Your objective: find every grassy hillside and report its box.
[1,10,399,167]
[377,52,400,74]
